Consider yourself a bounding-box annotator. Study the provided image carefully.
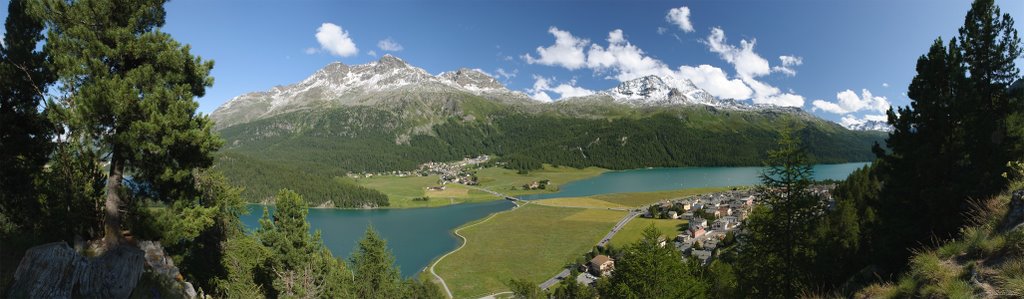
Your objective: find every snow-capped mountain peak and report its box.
[211,55,534,129]
[610,75,671,99]
[599,75,724,107]
[438,68,506,92]
[843,119,893,132]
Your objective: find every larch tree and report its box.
[35,0,220,246]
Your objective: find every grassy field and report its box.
[433,204,625,298]
[474,165,607,197]
[592,186,740,207]
[352,165,607,208]
[533,186,739,210]
[351,175,498,208]
[534,197,629,209]
[609,218,690,247]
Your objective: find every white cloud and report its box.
[812,89,891,114]
[758,93,805,107]
[666,7,695,33]
[495,68,518,80]
[523,27,590,70]
[706,27,771,79]
[703,28,804,107]
[676,65,752,99]
[657,27,668,35]
[585,29,667,81]
[315,23,358,57]
[528,75,595,101]
[367,50,378,57]
[377,38,403,52]
[304,47,318,55]
[882,82,890,87]
[840,114,888,128]
[772,55,803,76]
[531,91,553,102]
[521,27,804,107]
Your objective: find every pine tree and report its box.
[350,227,403,299]
[872,0,1021,269]
[35,0,221,246]
[258,189,352,298]
[0,0,54,235]
[957,0,1022,199]
[734,130,823,298]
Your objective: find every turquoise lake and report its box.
[240,162,869,277]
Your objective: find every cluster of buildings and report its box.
[419,155,489,185]
[344,155,490,185]
[658,190,757,265]
[569,187,836,287]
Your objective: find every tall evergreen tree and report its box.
[350,227,403,299]
[957,0,1022,198]
[734,130,823,298]
[872,0,1021,269]
[0,0,54,235]
[258,189,352,298]
[35,0,221,246]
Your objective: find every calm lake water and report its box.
[240,162,869,277]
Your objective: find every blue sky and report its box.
[2,0,1022,127]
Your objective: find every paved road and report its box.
[538,210,641,290]
[466,186,522,202]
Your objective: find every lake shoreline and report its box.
[248,161,871,211]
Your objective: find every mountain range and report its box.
[211,55,821,130]
[209,55,887,205]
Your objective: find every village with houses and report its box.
[569,185,836,287]
[346,155,490,186]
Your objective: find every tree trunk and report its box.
[103,150,124,247]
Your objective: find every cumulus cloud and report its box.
[812,89,891,114]
[495,68,518,80]
[676,65,752,99]
[772,55,803,76]
[882,82,890,87]
[528,75,595,101]
[666,7,695,33]
[520,27,804,107]
[706,27,771,79]
[840,114,889,128]
[523,27,590,70]
[586,29,667,81]
[704,28,803,106]
[377,38,403,52]
[315,23,358,57]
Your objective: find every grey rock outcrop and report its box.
[1000,189,1024,232]
[7,242,144,299]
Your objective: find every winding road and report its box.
[430,186,527,299]
[431,185,642,298]
[538,210,641,291]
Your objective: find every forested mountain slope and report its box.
[210,56,885,205]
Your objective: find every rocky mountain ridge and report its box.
[210,55,791,130]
